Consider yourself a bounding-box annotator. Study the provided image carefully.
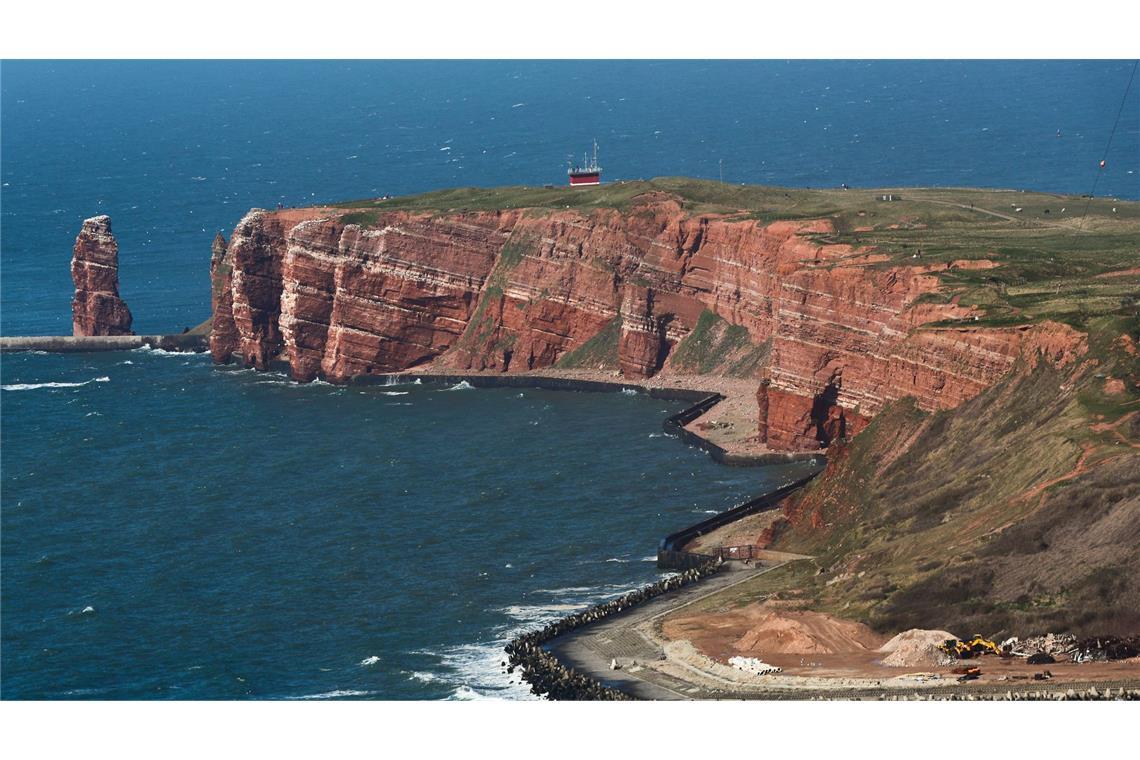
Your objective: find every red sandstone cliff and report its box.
[72,215,133,336]
[210,194,1085,451]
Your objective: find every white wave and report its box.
[359,655,381,666]
[3,376,110,391]
[285,689,377,700]
[529,584,630,596]
[406,671,440,683]
[434,641,537,702]
[605,557,631,563]
[648,433,663,438]
[511,103,525,108]
[118,360,133,365]
[131,346,203,357]
[500,603,583,622]
[641,556,657,562]
[441,380,475,391]
[620,388,639,395]
[85,412,102,417]
[449,685,494,700]
[82,605,95,614]
[380,391,409,396]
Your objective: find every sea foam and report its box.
[2,376,110,391]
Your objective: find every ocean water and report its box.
[1,61,1138,700]
[1,60,1137,336]
[0,349,813,699]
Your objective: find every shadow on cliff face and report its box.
[809,380,844,448]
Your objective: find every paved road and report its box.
[545,562,783,700]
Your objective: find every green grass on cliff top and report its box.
[331,178,1139,331]
[332,176,1139,226]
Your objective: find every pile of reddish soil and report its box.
[730,608,883,656]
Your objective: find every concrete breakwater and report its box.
[503,560,723,700]
[657,472,822,570]
[0,334,209,354]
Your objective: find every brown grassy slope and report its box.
[767,314,1140,639]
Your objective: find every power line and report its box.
[1078,59,1138,230]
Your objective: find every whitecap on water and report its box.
[405,671,440,683]
[431,641,538,701]
[285,689,377,700]
[131,346,209,358]
[620,388,639,395]
[359,655,381,667]
[441,380,475,391]
[380,391,409,396]
[3,376,110,392]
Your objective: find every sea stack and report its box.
[71,215,133,336]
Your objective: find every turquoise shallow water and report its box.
[1,60,1137,700]
[0,350,812,699]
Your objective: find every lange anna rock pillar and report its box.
[71,215,133,336]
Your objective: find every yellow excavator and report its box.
[939,634,1003,659]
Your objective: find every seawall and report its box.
[0,334,209,354]
[481,377,821,699]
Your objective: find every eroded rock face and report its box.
[71,216,133,336]
[209,196,1086,450]
[618,284,668,378]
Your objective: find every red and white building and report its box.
[568,140,602,186]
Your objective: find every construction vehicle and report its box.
[939,634,1003,659]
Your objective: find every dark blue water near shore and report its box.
[1,350,812,699]
[1,61,1137,700]
[2,60,1137,336]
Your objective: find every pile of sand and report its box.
[732,610,883,656]
[877,629,957,668]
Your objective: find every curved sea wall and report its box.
[504,560,723,700]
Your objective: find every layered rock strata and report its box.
[210,195,1085,451]
[71,215,133,336]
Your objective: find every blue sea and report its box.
[1,61,1137,700]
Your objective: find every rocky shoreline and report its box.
[503,560,723,700]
